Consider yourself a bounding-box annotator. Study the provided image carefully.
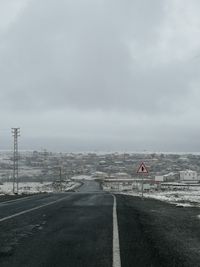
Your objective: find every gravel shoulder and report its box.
[116,194,200,267]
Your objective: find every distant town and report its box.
[0,150,200,192]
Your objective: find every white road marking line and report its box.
[112,195,121,267]
[0,196,68,223]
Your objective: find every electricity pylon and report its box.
[12,128,20,194]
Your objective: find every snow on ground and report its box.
[0,181,81,195]
[71,175,94,181]
[105,185,200,207]
[120,189,200,207]
[0,182,51,194]
[144,189,200,207]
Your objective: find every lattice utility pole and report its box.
[12,128,20,194]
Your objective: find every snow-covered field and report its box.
[120,188,200,207]
[102,183,200,207]
[144,189,200,207]
[0,181,81,195]
[71,175,94,180]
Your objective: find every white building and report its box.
[132,181,157,191]
[155,176,164,182]
[155,172,177,183]
[180,170,198,183]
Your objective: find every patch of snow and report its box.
[0,181,81,194]
[175,203,193,207]
[120,188,200,207]
[71,175,93,181]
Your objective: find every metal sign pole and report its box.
[142,175,144,200]
[137,162,149,200]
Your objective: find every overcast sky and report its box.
[0,0,200,152]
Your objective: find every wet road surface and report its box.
[1,182,200,266]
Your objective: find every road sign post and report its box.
[137,162,149,200]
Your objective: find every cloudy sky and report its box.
[0,0,200,152]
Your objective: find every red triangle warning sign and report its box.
[137,162,148,174]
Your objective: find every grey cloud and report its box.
[0,0,200,151]
[0,0,180,113]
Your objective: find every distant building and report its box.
[99,160,107,165]
[132,180,158,191]
[179,170,199,183]
[155,175,164,182]
[155,172,178,183]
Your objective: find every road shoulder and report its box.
[116,194,200,267]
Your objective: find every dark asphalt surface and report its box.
[0,182,113,267]
[117,194,200,267]
[76,180,102,192]
[1,182,200,266]
[0,181,113,267]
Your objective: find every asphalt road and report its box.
[0,181,114,267]
[117,194,200,267]
[76,180,102,192]
[0,182,200,267]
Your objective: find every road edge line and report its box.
[112,194,121,267]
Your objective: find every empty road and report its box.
[0,181,200,267]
